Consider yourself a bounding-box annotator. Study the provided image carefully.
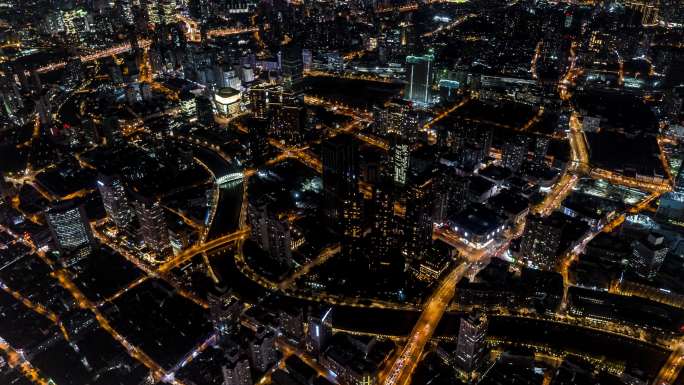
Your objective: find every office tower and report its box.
[247,194,293,267]
[222,347,252,385]
[370,175,399,273]
[629,232,668,279]
[208,291,242,337]
[404,53,434,105]
[502,135,529,172]
[281,44,304,92]
[402,174,434,265]
[134,194,171,261]
[390,134,410,187]
[306,307,333,355]
[520,213,564,270]
[249,327,277,372]
[97,173,135,232]
[454,312,488,373]
[45,202,94,257]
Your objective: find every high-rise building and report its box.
[502,135,529,172]
[159,0,177,25]
[97,173,135,232]
[101,115,125,147]
[0,172,12,200]
[432,169,451,225]
[659,0,683,26]
[115,0,135,25]
[321,134,363,261]
[404,53,434,105]
[519,213,564,270]
[45,202,94,258]
[143,0,161,24]
[279,307,305,341]
[269,94,305,145]
[390,134,410,187]
[246,117,270,166]
[195,95,215,127]
[402,174,434,265]
[306,307,333,355]
[249,327,277,372]
[222,347,252,385]
[374,99,419,140]
[248,85,272,119]
[454,312,488,373]
[133,194,171,262]
[531,136,550,171]
[208,290,242,337]
[629,232,668,279]
[321,134,360,228]
[63,8,90,44]
[248,194,293,267]
[33,93,52,126]
[370,175,399,274]
[281,45,304,92]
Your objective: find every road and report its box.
[382,264,469,385]
[654,343,684,385]
[278,244,341,290]
[0,336,52,385]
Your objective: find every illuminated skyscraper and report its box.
[370,175,400,274]
[63,8,90,44]
[402,174,434,265]
[404,53,434,105]
[159,0,177,25]
[281,44,304,92]
[454,312,488,373]
[390,134,410,187]
[321,134,360,227]
[97,173,135,232]
[306,307,333,355]
[502,135,529,172]
[321,134,363,261]
[248,194,293,267]
[249,327,277,372]
[208,289,242,337]
[531,136,550,171]
[45,202,94,257]
[630,232,668,280]
[133,194,171,261]
[520,213,564,270]
[222,347,252,385]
